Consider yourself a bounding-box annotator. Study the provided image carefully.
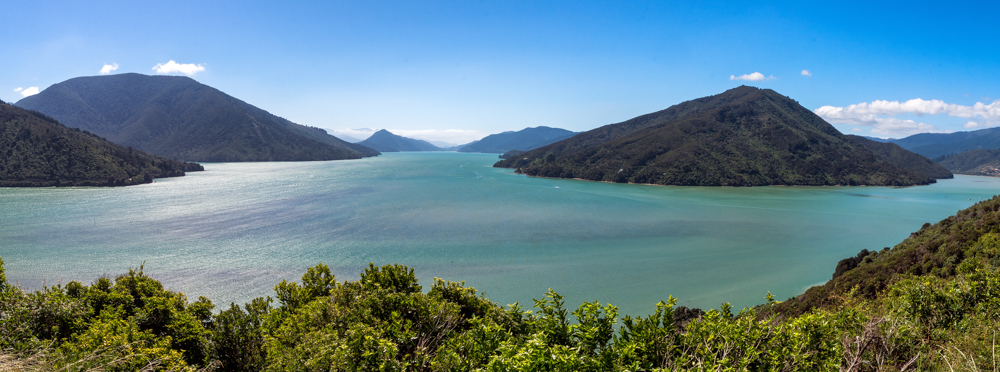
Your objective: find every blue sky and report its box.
[3,0,998,144]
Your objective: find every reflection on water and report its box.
[2,152,1000,316]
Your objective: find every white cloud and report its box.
[801,70,811,76]
[850,127,862,132]
[729,72,775,81]
[152,60,205,76]
[99,63,119,75]
[19,87,40,97]
[815,98,1000,136]
[13,87,23,92]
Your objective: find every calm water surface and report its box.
[3,152,1000,316]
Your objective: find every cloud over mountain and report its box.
[815,98,1000,136]
[152,60,205,76]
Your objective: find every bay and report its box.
[2,152,999,316]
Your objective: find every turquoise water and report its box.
[3,152,1000,316]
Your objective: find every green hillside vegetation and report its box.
[358,129,442,152]
[15,73,379,162]
[457,126,576,154]
[892,127,1000,159]
[5,196,1000,370]
[845,135,953,179]
[936,149,1000,177]
[496,87,945,186]
[0,100,202,187]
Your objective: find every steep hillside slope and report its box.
[845,135,952,179]
[16,74,379,162]
[936,149,1000,176]
[0,100,202,187]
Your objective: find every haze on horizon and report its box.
[2,0,997,144]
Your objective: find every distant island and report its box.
[457,126,576,154]
[496,86,950,186]
[357,129,441,152]
[15,73,379,162]
[0,99,202,187]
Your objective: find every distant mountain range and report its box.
[458,126,576,154]
[358,129,441,152]
[495,86,949,186]
[889,127,1000,160]
[15,73,379,162]
[0,99,202,187]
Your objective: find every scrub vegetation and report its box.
[0,100,203,187]
[4,197,1000,371]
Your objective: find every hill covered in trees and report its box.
[357,129,441,152]
[496,86,947,186]
[4,194,1000,370]
[15,73,379,162]
[935,148,1000,176]
[457,126,576,154]
[845,135,953,179]
[0,100,202,187]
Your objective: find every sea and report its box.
[3,152,999,316]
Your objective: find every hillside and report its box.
[936,148,1000,176]
[496,86,945,186]
[891,127,1000,159]
[15,73,379,162]
[845,135,952,179]
[357,129,441,152]
[776,193,1000,316]
[0,100,202,187]
[457,126,576,153]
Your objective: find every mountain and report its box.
[935,149,1000,176]
[457,126,576,154]
[357,130,441,152]
[15,73,379,162]
[891,127,1000,159]
[845,135,952,179]
[0,99,202,187]
[495,86,945,186]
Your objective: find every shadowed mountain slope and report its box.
[457,126,576,153]
[0,100,202,187]
[845,135,952,179]
[15,73,379,162]
[936,149,1000,177]
[496,86,945,186]
[357,130,441,152]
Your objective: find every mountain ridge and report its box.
[16,73,379,162]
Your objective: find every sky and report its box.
[3,0,998,144]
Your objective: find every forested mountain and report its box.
[845,135,952,179]
[935,149,1000,176]
[457,126,576,153]
[891,127,1000,159]
[15,73,379,162]
[0,99,202,187]
[495,86,946,186]
[357,129,441,152]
